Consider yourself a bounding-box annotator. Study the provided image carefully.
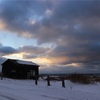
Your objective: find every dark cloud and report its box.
[46,42,100,73]
[0,0,47,36]
[1,0,100,42]
[40,64,100,74]
[0,45,18,56]
[53,1,100,19]
[19,45,49,54]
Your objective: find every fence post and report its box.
[47,75,50,86]
[35,75,38,85]
[62,78,65,88]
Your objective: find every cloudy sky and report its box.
[0,0,100,74]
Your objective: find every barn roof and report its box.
[17,60,38,65]
[2,59,39,66]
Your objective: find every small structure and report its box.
[1,59,39,79]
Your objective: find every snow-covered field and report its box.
[0,78,99,100]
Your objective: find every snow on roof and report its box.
[16,60,38,66]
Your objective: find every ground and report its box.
[0,78,100,100]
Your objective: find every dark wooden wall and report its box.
[2,61,39,79]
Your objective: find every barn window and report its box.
[30,70,35,76]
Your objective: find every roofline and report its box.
[1,59,40,67]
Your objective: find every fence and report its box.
[1,74,66,88]
[35,75,66,88]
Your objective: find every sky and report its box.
[0,0,100,74]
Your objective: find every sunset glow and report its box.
[0,20,5,29]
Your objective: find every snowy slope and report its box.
[0,79,99,100]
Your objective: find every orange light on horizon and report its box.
[3,53,52,66]
[27,57,52,66]
[3,53,24,60]
[0,20,5,29]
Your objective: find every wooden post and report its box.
[47,75,50,86]
[35,75,38,85]
[62,78,65,88]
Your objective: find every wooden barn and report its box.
[1,59,39,79]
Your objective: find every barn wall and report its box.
[2,61,39,79]
[2,62,18,78]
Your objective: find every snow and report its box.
[0,78,99,100]
[17,60,38,66]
